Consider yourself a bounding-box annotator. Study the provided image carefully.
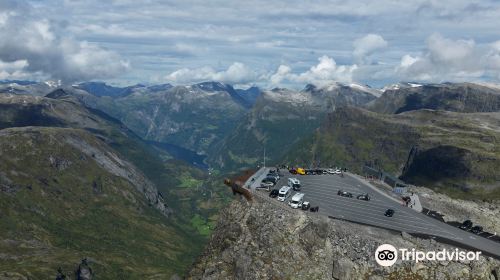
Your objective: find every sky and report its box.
[0,0,499,89]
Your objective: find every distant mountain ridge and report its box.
[368,82,500,114]
[207,82,379,170]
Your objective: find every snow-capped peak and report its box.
[44,80,62,88]
[408,82,422,88]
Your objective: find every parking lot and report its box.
[249,167,500,259]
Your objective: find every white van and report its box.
[288,178,301,191]
[277,186,292,202]
[288,193,305,208]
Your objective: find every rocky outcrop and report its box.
[188,196,500,279]
[412,185,500,234]
[63,129,171,216]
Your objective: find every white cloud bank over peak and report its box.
[0,1,129,83]
[166,56,359,87]
[397,33,500,82]
[270,56,358,87]
[165,62,259,85]
[353,34,388,63]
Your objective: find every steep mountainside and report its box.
[188,197,500,279]
[0,93,222,278]
[66,82,250,155]
[0,127,195,278]
[368,83,500,114]
[235,86,261,107]
[208,83,378,171]
[286,107,500,199]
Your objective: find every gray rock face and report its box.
[63,133,171,216]
[187,197,500,279]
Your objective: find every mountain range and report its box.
[1,79,500,277]
[0,91,223,277]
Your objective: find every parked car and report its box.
[471,226,483,234]
[326,168,335,174]
[296,168,306,175]
[459,220,473,230]
[314,168,325,174]
[258,180,274,191]
[277,186,292,202]
[310,206,319,212]
[384,209,395,217]
[301,201,310,210]
[263,175,278,184]
[288,193,305,209]
[288,178,301,191]
[269,189,279,198]
[266,173,280,181]
[337,190,353,198]
[357,193,370,201]
[327,168,341,174]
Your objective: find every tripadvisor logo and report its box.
[374,244,482,267]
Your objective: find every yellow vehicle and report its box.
[297,168,306,175]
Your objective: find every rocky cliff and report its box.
[188,196,500,280]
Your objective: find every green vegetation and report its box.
[190,214,214,236]
[286,107,500,200]
[0,128,200,278]
[0,95,234,278]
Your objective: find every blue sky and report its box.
[0,0,499,88]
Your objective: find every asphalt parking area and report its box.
[251,168,500,259]
[275,172,460,239]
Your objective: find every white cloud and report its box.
[0,0,129,83]
[166,56,359,87]
[0,59,31,80]
[270,65,292,85]
[396,33,500,82]
[165,62,258,84]
[353,34,388,63]
[3,0,500,86]
[270,56,358,86]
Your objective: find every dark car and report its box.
[289,169,298,174]
[314,168,324,175]
[337,190,353,198]
[471,226,483,234]
[263,176,278,184]
[310,206,319,212]
[459,220,473,230]
[266,173,280,181]
[269,189,279,198]
[384,209,395,217]
[357,194,370,201]
[301,201,310,210]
